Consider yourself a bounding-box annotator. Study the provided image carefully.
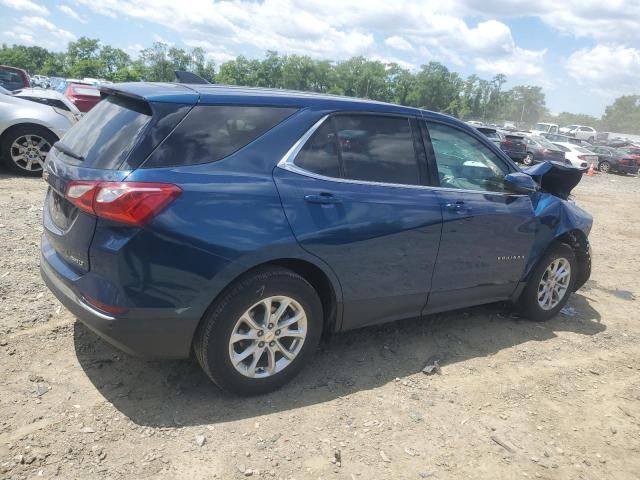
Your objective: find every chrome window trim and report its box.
[276,114,527,197]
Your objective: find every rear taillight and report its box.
[65,181,181,226]
[501,140,513,147]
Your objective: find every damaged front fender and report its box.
[521,162,593,289]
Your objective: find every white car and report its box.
[531,122,559,135]
[559,124,579,134]
[0,87,78,176]
[552,142,598,170]
[566,125,597,143]
[14,88,81,119]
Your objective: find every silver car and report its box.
[0,86,78,176]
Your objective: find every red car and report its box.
[63,83,101,112]
[0,65,30,91]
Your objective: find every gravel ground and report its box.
[0,170,639,480]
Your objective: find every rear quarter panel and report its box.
[107,108,344,325]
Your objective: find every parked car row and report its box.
[473,123,640,176]
[0,66,103,113]
[0,85,80,175]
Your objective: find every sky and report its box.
[1,0,639,117]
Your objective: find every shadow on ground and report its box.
[73,293,603,427]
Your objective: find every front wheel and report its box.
[517,242,576,321]
[193,266,323,395]
[522,152,534,166]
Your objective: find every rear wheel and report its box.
[517,242,576,321]
[193,266,323,395]
[588,136,595,143]
[598,161,611,173]
[0,125,56,176]
[523,152,534,166]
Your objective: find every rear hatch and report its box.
[43,85,196,273]
[505,135,526,153]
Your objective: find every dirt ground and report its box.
[0,171,639,480]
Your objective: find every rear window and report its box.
[144,105,297,168]
[57,94,152,168]
[72,86,100,96]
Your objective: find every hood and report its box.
[522,161,583,200]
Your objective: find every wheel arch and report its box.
[191,255,343,355]
[0,122,59,147]
[553,229,591,291]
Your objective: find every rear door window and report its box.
[333,115,421,185]
[144,106,297,168]
[57,94,152,169]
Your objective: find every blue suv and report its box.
[41,83,592,395]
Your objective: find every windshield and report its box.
[553,143,570,152]
[0,85,10,95]
[575,146,592,153]
[532,135,557,149]
[534,123,551,131]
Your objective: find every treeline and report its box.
[1,39,638,134]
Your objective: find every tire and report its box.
[588,137,595,143]
[598,161,611,173]
[523,152,534,166]
[517,242,576,322]
[0,125,56,176]
[193,266,323,395]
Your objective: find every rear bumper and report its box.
[614,164,639,174]
[40,249,199,359]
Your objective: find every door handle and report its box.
[445,201,467,211]
[304,193,341,205]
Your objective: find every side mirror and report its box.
[504,172,538,194]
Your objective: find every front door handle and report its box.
[445,201,467,211]
[304,193,341,205]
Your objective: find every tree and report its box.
[99,46,130,77]
[406,62,463,114]
[503,85,548,125]
[0,44,54,73]
[600,95,640,134]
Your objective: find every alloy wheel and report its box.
[228,296,308,378]
[598,161,611,173]
[537,258,571,311]
[10,134,50,172]
[523,153,534,166]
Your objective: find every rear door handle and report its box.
[304,193,341,205]
[445,201,467,211]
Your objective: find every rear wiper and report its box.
[53,141,84,161]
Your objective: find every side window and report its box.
[425,121,510,192]
[293,120,341,178]
[333,115,420,185]
[144,106,297,168]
